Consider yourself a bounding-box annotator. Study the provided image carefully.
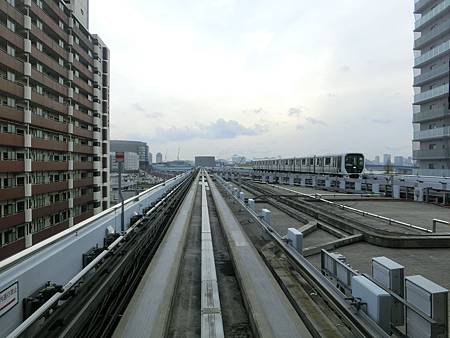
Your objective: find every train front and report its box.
[344,153,365,178]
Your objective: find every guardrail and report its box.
[433,218,450,232]
[271,184,432,233]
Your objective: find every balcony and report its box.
[413,63,449,86]
[73,143,94,154]
[74,194,94,206]
[414,40,450,67]
[74,161,94,170]
[31,114,68,133]
[0,186,24,202]
[413,107,450,123]
[73,126,94,139]
[413,148,450,160]
[74,177,94,188]
[0,160,24,173]
[32,161,68,171]
[413,126,450,140]
[0,106,24,124]
[33,201,69,218]
[74,110,94,124]
[415,0,441,14]
[31,138,68,152]
[415,0,450,29]
[0,77,23,97]
[0,212,25,231]
[0,238,25,261]
[0,133,24,147]
[415,18,450,49]
[32,181,69,195]
[413,84,449,104]
[0,48,23,73]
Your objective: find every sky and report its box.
[90,0,415,161]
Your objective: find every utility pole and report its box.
[116,152,125,232]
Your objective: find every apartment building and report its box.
[412,0,450,176]
[0,0,110,260]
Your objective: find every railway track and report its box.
[15,171,197,338]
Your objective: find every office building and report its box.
[0,0,110,259]
[195,156,216,167]
[110,140,149,168]
[149,151,152,164]
[383,154,392,165]
[374,155,380,164]
[412,0,450,176]
[110,152,139,172]
[155,152,163,163]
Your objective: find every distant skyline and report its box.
[91,0,414,161]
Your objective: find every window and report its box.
[36,0,43,9]
[16,201,25,212]
[36,63,43,72]
[36,85,43,95]
[325,157,331,165]
[59,40,64,48]
[7,71,15,82]
[6,0,15,6]
[59,21,64,30]
[7,45,15,57]
[429,144,437,150]
[36,19,43,30]
[7,97,15,108]
[7,19,15,32]
[36,41,43,52]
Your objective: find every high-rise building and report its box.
[195,156,216,167]
[110,140,149,167]
[374,155,380,164]
[0,0,110,260]
[412,0,450,176]
[155,152,163,163]
[148,152,152,164]
[383,154,392,165]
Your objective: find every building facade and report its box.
[0,0,110,260]
[155,152,162,163]
[110,140,149,168]
[110,151,139,172]
[195,156,216,167]
[412,0,450,176]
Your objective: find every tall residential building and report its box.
[110,140,149,168]
[383,154,392,165]
[412,0,450,176]
[155,152,163,163]
[0,0,110,260]
[148,151,152,164]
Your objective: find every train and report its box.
[252,153,365,178]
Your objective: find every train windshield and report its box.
[344,154,364,173]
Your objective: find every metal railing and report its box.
[433,218,450,232]
[271,184,432,233]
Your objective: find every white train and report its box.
[252,153,365,178]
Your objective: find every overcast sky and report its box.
[90,0,414,161]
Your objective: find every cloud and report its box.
[288,107,303,117]
[145,112,163,118]
[153,118,268,142]
[340,65,350,72]
[132,103,145,112]
[243,108,265,114]
[296,124,304,130]
[371,118,392,124]
[305,117,327,126]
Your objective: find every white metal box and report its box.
[287,228,303,253]
[352,275,392,333]
[372,256,404,325]
[405,275,448,338]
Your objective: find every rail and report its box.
[270,184,432,233]
[433,218,450,232]
[214,174,388,338]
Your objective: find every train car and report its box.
[252,153,365,178]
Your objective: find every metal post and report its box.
[432,219,437,233]
[119,161,125,232]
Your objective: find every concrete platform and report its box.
[339,200,450,232]
[208,176,312,338]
